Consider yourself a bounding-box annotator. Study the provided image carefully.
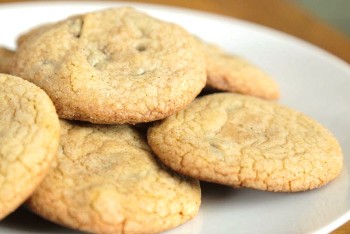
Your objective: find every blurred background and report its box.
[295,0,350,36]
[0,0,349,37]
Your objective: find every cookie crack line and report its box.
[76,18,84,38]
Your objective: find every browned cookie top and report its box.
[12,7,206,124]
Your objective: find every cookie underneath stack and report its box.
[0,47,14,74]
[198,41,280,100]
[28,120,200,234]
[0,6,343,234]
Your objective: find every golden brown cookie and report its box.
[200,42,279,100]
[148,93,343,192]
[28,120,201,233]
[0,47,15,74]
[0,74,60,220]
[11,7,206,124]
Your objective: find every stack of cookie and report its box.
[0,7,343,234]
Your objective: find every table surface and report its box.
[1,0,350,233]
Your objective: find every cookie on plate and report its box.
[28,120,201,233]
[0,74,59,219]
[11,7,206,124]
[148,93,343,192]
[200,42,279,100]
[0,47,15,74]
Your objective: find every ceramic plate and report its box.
[1,2,350,234]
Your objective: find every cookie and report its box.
[28,120,201,233]
[148,93,343,192]
[200,41,279,100]
[11,7,206,124]
[0,47,15,74]
[0,74,60,219]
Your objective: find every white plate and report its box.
[1,2,350,234]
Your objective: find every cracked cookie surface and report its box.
[0,47,15,74]
[0,74,59,219]
[28,120,201,234]
[11,7,206,124]
[148,93,343,192]
[200,42,279,100]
